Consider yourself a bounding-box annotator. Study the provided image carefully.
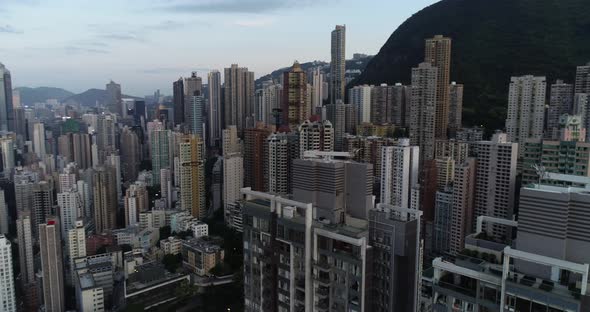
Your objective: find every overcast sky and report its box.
[0,0,437,95]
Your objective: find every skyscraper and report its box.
[311,67,324,110]
[547,79,574,136]
[0,190,6,235]
[179,135,206,219]
[349,85,372,123]
[0,235,15,312]
[0,63,14,132]
[39,218,65,312]
[124,181,149,226]
[72,133,92,170]
[471,132,518,240]
[150,129,172,185]
[223,155,243,230]
[298,119,334,156]
[57,189,82,239]
[409,62,438,162]
[243,126,270,191]
[67,220,86,286]
[33,122,46,161]
[370,84,394,125]
[267,132,299,196]
[325,102,347,151]
[106,80,122,116]
[120,126,141,182]
[575,62,590,95]
[208,70,222,146]
[32,181,53,240]
[224,64,255,133]
[380,139,420,209]
[282,62,309,130]
[505,75,546,157]
[93,166,117,233]
[448,82,464,137]
[187,93,205,136]
[173,77,184,126]
[330,25,346,103]
[16,212,34,286]
[222,125,241,156]
[256,81,282,125]
[425,35,452,139]
[449,158,476,256]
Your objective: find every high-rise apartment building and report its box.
[222,155,243,230]
[547,79,574,137]
[33,122,46,161]
[187,93,205,136]
[349,85,372,123]
[434,139,469,163]
[505,75,546,157]
[39,218,65,312]
[0,63,13,132]
[0,190,6,235]
[311,67,324,110]
[16,212,35,285]
[369,204,421,312]
[325,102,349,151]
[222,125,241,156]
[380,139,420,209]
[67,220,86,285]
[330,25,346,103]
[179,135,206,219]
[448,158,476,256]
[471,132,518,240]
[184,72,202,102]
[243,126,271,191]
[410,62,438,162]
[0,235,15,312]
[298,119,334,156]
[343,134,397,183]
[208,70,222,146]
[32,181,53,239]
[120,126,141,182]
[448,82,463,137]
[282,62,309,130]
[150,129,172,185]
[93,166,117,233]
[575,62,590,95]
[105,153,122,201]
[256,81,282,126]
[106,80,122,116]
[425,35,452,139]
[124,181,149,226]
[173,77,184,126]
[267,132,299,195]
[224,65,255,133]
[57,189,82,238]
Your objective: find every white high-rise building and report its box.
[124,181,148,227]
[208,70,222,146]
[223,155,243,230]
[409,62,437,162]
[33,122,46,160]
[0,138,15,174]
[505,75,546,157]
[58,163,77,192]
[0,235,16,312]
[380,139,420,209]
[57,190,82,238]
[349,85,372,123]
[67,220,86,285]
[311,67,324,110]
[16,213,34,285]
[471,132,518,240]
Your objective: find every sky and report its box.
[0,0,438,96]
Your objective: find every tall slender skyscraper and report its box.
[223,155,243,229]
[350,85,372,123]
[39,218,65,312]
[57,189,82,239]
[575,62,590,95]
[151,129,172,185]
[0,235,15,312]
[67,220,86,285]
[267,132,299,196]
[505,75,546,157]
[380,139,420,209]
[282,62,309,130]
[173,77,184,126]
[120,126,141,182]
[409,62,438,162]
[208,70,222,146]
[547,79,574,136]
[244,127,271,191]
[311,67,324,110]
[330,25,346,103]
[448,82,464,138]
[93,166,117,233]
[187,94,205,136]
[32,181,53,240]
[425,35,452,139]
[224,65,255,133]
[16,212,34,286]
[179,135,206,219]
[106,80,122,116]
[0,63,14,132]
[33,122,46,161]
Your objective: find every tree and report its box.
[159,226,172,240]
[162,254,182,273]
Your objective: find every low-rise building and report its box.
[181,239,224,276]
[124,263,190,310]
[76,273,105,312]
[161,237,182,255]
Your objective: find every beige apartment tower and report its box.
[425,35,452,139]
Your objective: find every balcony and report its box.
[505,274,581,311]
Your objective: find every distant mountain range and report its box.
[15,87,74,106]
[354,0,590,131]
[15,87,141,107]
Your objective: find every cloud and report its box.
[140,67,211,75]
[145,20,186,31]
[161,0,320,14]
[0,24,22,34]
[64,45,110,54]
[233,17,276,27]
